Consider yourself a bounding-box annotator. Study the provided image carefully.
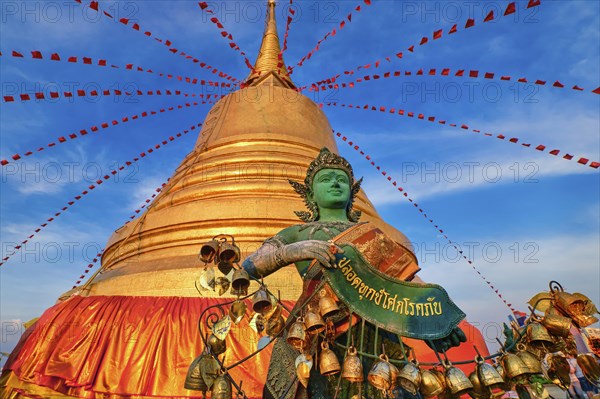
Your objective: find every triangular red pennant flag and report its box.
[552,81,564,88]
[199,1,208,9]
[592,87,600,94]
[484,10,494,22]
[465,18,475,28]
[364,0,371,5]
[504,2,516,15]
[433,29,442,39]
[527,0,541,8]
[89,1,99,11]
[31,51,42,59]
[448,24,457,34]
[12,51,23,57]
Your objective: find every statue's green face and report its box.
[311,168,351,211]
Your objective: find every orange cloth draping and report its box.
[3,295,289,399]
[3,295,490,398]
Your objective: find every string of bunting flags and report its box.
[0,122,203,267]
[281,0,294,55]
[1,101,201,167]
[323,102,600,169]
[72,0,238,83]
[302,0,541,88]
[3,88,223,104]
[334,130,519,315]
[72,251,103,288]
[198,2,255,71]
[305,67,600,96]
[2,50,232,89]
[288,0,373,74]
[123,180,171,224]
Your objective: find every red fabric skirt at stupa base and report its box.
[2,295,490,399]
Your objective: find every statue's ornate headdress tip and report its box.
[304,147,355,187]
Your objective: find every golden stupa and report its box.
[0,2,488,398]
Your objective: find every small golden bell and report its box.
[319,341,341,376]
[341,346,363,383]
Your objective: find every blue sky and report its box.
[1,0,599,360]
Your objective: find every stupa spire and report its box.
[245,0,295,88]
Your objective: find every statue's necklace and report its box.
[298,220,356,240]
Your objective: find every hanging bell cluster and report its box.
[198,235,243,296]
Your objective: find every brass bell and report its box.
[577,353,600,383]
[184,355,209,392]
[286,317,306,351]
[502,352,531,380]
[445,361,474,396]
[398,360,421,395]
[207,334,227,356]
[341,346,363,383]
[219,242,241,264]
[211,374,232,399]
[304,306,326,334]
[199,240,220,264]
[231,269,250,296]
[475,356,505,390]
[229,300,247,324]
[388,360,399,389]
[469,370,492,399]
[526,322,554,345]
[199,355,221,390]
[541,313,572,337]
[252,288,273,315]
[431,367,448,391]
[516,345,542,374]
[266,315,285,337]
[319,341,341,376]
[419,368,445,398]
[368,354,392,392]
[318,289,340,319]
[296,354,313,388]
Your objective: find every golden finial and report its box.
[245,0,295,88]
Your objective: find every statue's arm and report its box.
[242,226,339,279]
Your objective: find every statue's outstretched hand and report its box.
[281,240,343,269]
[425,326,467,353]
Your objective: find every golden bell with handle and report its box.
[318,289,340,319]
[252,288,273,315]
[398,360,421,395]
[341,346,363,383]
[229,300,247,324]
[184,354,209,392]
[516,344,542,374]
[502,352,531,380]
[319,341,341,376]
[219,241,241,264]
[304,306,325,334]
[526,322,554,345]
[207,334,227,356]
[577,354,600,383]
[469,370,492,399]
[368,354,392,392]
[211,373,232,399]
[419,368,445,398]
[475,356,505,391]
[445,360,474,396]
[286,317,306,351]
[231,268,250,296]
[541,313,572,337]
[199,240,220,264]
[388,360,400,390]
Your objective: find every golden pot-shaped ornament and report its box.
[199,240,220,264]
[231,268,250,296]
[318,289,340,319]
[368,354,392,392]
[476,357,505,391]
[319,341,341,376]
[211,374,232,399]
[445,362,474,396]
[252,288,272,315]
[527,322,554,346]
[295,354,313,388]
[304,306,325,334]
[398,361,421,395]
[286,317,306,351]
[207,334,227,356]
[266,315,285,337]
[184,355,209,392]
[229,300,247,324]
[469,370,492,399]
[502,352,531,380]
[419,368,445,398]
[341,346,364,383]
[577,353,600,384]
[516,346,542,374]
[541,313,572,337]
